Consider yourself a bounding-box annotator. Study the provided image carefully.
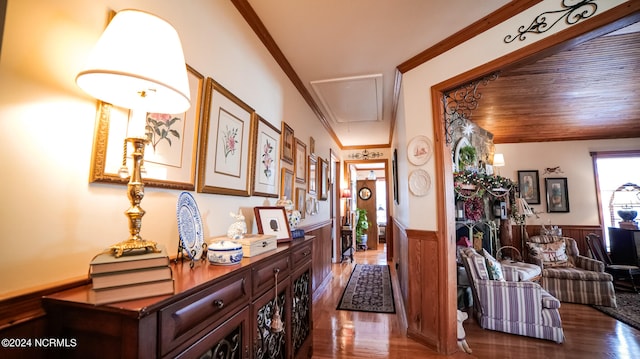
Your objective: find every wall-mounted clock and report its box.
[358,187,372,200]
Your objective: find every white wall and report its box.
[397,0,629,230]
[496,138,640,227]
[0,0,337,296]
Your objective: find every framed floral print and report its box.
[281,122,294,164]
[89,64,203,190]
[294,138,307,183]
[308,155,317,196]
[281,168,294,202]
[197,77,255,196]
[252,115,281,197]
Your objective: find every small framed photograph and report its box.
[281,168,294,202]
[294,138,307,183]
[545,177,569,213]
[308,155,317,196]
[318,156,328,201]
[281,122,294,164]
[251,115,281,197]
[296,187,306,219]
[254,206,292,243]
[518,170,540,205]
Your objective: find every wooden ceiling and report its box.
[467,30,640,144]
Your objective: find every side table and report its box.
[340,229,354,262]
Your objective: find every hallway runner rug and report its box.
[593,292,640,331]
[337,264,396,313]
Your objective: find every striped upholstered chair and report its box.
[459,247,564,343]
[526,235,616,307]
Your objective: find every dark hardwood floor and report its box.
[312,244,640,358]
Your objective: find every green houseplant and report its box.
[355,208,370,245]
[458,145,477,169]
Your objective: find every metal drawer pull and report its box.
[302,251,311,256]
[213,299,224,309]
[262,241,268,247]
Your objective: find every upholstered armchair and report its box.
[526,235,617,307]
[459,247,564,343]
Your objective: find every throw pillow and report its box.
[526,240,574,268]
[482,249,505,281]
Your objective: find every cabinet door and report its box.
[252,281,290,359]
[291,264,312,358]
[172,307,250,359]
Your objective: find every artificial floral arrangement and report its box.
[454,170,519,222]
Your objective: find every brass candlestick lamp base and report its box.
[111,137,159,258]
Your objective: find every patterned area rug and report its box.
[337,264,396,313]
[593,292,640,330]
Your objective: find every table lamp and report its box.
[76,10,191,257]
[493,153,505,176]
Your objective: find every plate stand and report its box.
[175,241,207,269]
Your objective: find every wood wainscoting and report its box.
[391,216,457,354]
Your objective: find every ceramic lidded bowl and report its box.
[207,240,243,265]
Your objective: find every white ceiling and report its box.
[247,0,511,147]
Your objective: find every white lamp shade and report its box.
[493,153,505,167]
[76,10,190,114]
[516,197,534,217]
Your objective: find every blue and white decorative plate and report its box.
[177,192,204,260]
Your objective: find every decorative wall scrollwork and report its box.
[504,0,598,43]
[442,73,499,145]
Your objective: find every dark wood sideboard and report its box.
[42,236,314,359]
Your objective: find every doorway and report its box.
[343,159,391,261]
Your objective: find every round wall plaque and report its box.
[358,187,372,200]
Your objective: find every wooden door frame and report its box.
[430,4,639,354]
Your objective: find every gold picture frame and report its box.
[89,64,204,190]
[308,155,317,196]
[281,122,294,164]
[281,168,294,202]
[197,77,255,196]
[294,138,307,183]
[252,115,281,198]
[296,187,306,219]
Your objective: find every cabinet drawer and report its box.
[291,241,312,268]
[159,269,250,356]
[252,252,290,297]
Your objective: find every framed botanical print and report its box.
[281,122,294,164]
[318,156,328,200]
[252,115,281,197]
[281,168,294,202]
[307,155,317,196]
[294,138,307,183]
[197,77,255,196]
[89,64,204,190]
[545,177,570,213]
[518,170,540,205]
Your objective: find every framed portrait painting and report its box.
[197,78,255,196]
[294,138,307,183]
[89,64,204,190]
[252,115,281,198]
[545,177,570,213]
[517,170,540,205]
[281,122,294,164]
[254,206,292,243]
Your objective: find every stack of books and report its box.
[89,245,174,305]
